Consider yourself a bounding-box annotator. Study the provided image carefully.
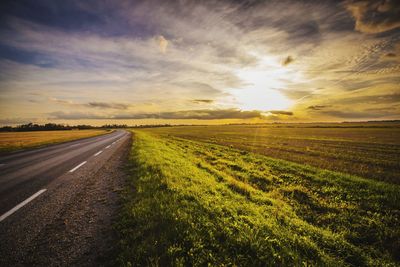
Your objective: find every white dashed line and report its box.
[0,163,5,167]
[105,145,111,149]
[0,189,47,222]
[69,144,80,147]
[69,161,87,173]
[94,151,103,157]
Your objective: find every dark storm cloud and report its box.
[345,0,400,33]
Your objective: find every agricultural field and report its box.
[0,129,109,152]
[139,123,400,184]
[118,125,400,266]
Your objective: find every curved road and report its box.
[0,129,131,265]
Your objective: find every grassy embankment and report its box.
[0,130,109,152]
[118,129,400,266]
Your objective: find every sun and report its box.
[234,86,292,111]
[231,55,294,111]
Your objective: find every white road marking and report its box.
[112,141,116,144]
[69,161,87,172]
[0,163,5,167]
[0,189,47,222]
[105,145,111,149]
[94,150,103,157]
[69,144,79,147]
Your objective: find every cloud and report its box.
[86,102,130,110]
[268,110,293,116]
[319,109,396,119]
[282,55,295,66]
[307,105,329,110]
[384,52,397,58]
[157,35,168,53]
[48,111,105,120]
[278,89,314,100]
[191,99,214,104]
[48,97,74,105]
[118,109,264,120]
[1,1,399,123]
[345,0,400,33]
[331,93,400,105]
[48,109,264,120]
[48,97,131,110]
[381,41,400,61]
[0,117,38,125]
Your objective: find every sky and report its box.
[0,0,399,126]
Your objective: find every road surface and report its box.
[0,129,131,266]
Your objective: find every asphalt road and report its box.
[0,129,131,265]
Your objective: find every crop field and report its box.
[138,123,400,184]
[0,129,109,152]
[118,124,400,266]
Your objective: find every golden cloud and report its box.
[157,35,168,53]
[345,0,400,33]
[282,55,295,66]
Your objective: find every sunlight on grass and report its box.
[142,124,400,184]
[117,130,400,266]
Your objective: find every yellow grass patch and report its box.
[0,130,109,151]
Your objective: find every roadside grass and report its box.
[117,130,400,266]
[142,124,400,184]
[0,129,109,152]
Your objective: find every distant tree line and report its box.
[0,123,189,132]
[0,123,129,132]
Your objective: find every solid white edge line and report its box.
[0,189,47,222]
[105,145,111,149]
[94,150,103,157]
[69,161,87,173]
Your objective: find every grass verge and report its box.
[117,130,400,266]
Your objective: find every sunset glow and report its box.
[0,0,399,125]
[232,55,295,111]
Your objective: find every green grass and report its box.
[141,124,400,184]
[117,130,400,266]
